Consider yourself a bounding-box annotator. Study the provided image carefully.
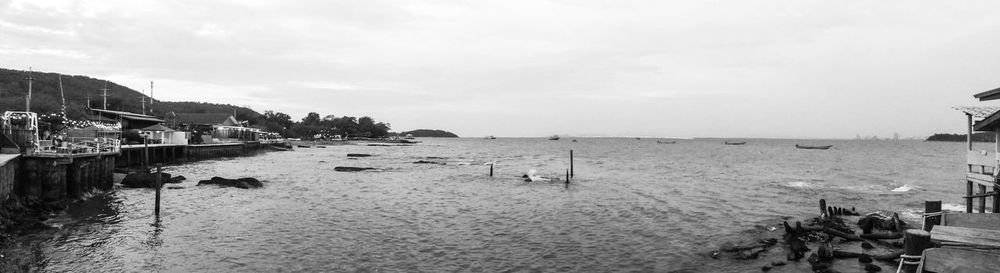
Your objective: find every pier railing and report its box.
[36,137,121,156]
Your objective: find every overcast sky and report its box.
[3,0,1000,138]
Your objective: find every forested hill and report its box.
[926,133,995,142]
[401,129,459,138]
[0,68,261,121]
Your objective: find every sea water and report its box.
[1,138,971,272]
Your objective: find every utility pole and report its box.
[25,68,33,111]
[149,81,154,114]
[86,93,92,109]
[100,81,109,110]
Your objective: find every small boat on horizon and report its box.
[485,135,496,139]
[724,141,746,145]
[657,140,676,144]
[548,135,560,140]
[795,144,833,150]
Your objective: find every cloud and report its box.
[3,0,1000,137]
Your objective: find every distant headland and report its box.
[925,133,996,142]
[401,129,458,138]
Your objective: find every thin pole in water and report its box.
[155,164,162,218]
[565,169,570,188]
[489,163,494,177]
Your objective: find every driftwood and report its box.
[823,227,862,241]
[860,232,903,240]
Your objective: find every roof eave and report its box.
[974,87,1000,101]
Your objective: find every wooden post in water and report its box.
[565,169,570,188]
[819,199,827,217]
[143,135,149,171]
[968,181,974,213]
[489,163,493,177]
[570,150,574,178]
[154,164,162,218]
[902,229,932,273]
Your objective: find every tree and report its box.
[302,112,321,125]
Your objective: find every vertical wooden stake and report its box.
[968,181,974,213]
[155,164,161,218]
[924,201,941,231]
[570,150,574,178]
[143,137,149,171]
[565,169,570,188]
[819,199,827,217]
[902,230,932,273]
[489,163,494,177]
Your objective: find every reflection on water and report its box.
[2,138,966,272]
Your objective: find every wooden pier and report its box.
[905,91,1000,272]
[955,105,1000,213]
[0,152,117,203]
[117,141,267,168]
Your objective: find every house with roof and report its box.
[167,112,260,144]
[89,108,164,131]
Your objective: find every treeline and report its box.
[276,112,391,139]
[401,129,458,138]
[926,133,996,142]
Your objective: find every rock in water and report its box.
[169,175,186,184]
[413,160,446,165]
[858,254,873,263]
[197,177,263,189]
[334,166,376,172]
[121,172,172,188]
[347,154,372,157]
[864,263,881,272]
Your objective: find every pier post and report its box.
[570,150,574,178]
[902,230,932,273]
[995,186,1000,214]
[155,164,161,218]
[980,185,988,213]
[924,201,941,231]
[143,135,149,170]
[967,181,974,213]
[67,161,82,198]
[819,199,827,217]
[489,163,493,177]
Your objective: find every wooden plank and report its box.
[921,247,1000,273]
[943,213,1000,230]
[968,150,997,168]
[967,173,999,187]
[931,225,1000,247]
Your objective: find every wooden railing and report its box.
[966,150,1000,213]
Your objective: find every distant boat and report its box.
[724,141,746,145]
[635,137,641,140]
[657,140,676,144]
[404,134,415,140]
[572,139,578,142]
[548,135,560,140]
[485,135,496,139]
[795,144,832,150]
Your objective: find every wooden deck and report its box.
[931,226,1000,248]
[918,213,1000,273]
